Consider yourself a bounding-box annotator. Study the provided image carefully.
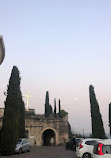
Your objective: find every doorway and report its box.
[42,129,55,146]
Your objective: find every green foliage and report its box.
[58,99,62,117]
[49,104,53,114]
[59,99,61,113]
[68,122,73,139]
[72,132,83,138]
[109,103,111,136]
[0,66,25,155]
[18,99,25,138]
[59,109,68,118]
[89,85,106,139]
[54,98,56,117]
[44,91,49,117]
[44,91,53,117]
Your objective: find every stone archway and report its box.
[42,129,55,146]
[40,127,58,146]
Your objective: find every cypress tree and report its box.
[45,91,49,117]
[18,98,25,138]
[59,99,61,113]
[89,85,106,138]
[44,91,52,117]
[58,99,62,118]
[68,122,73,139]
[109,103,111,136]
[0,66,25,155]
[49,104,53,114]
[54,98,56,117]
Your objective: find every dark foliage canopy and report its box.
[58,99,62,118]
[54,98,56,117]
[59,99,61,113]
[68,122,73,139]
[59,109,68,118]
[89,85,106,139]
[109,103,111,136]
[44,91,53,117]
[0,66,25,155]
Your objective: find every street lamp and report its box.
[0,35,5,65]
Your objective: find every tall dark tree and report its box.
[44,91,49,117]
[0,66,25,155]
[58,99,62,118]
[54,98,56,117]
[109,103,111,136]
[18,98,25,138]
[44,91,52,117]
[59,99,61,113]
[89,85,106,138]
[68,122,73,139]
[49,104,53,114]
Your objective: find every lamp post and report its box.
[0,35,5,65]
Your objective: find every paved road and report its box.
[0,146,77,158]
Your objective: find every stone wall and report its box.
[0,108,69,146]
[25,115,69,146]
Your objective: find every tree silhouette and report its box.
[0,66,25,155]
[89,85,106,138]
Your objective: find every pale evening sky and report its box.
[0,0,111,135]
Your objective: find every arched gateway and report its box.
[24,112,69,146]
[41,127,58,146]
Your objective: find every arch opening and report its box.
[42,129,56,146]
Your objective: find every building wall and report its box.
[0,108,69,146]
[25,115,69,146]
